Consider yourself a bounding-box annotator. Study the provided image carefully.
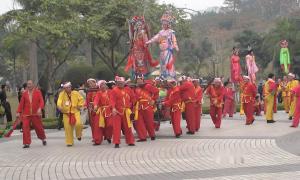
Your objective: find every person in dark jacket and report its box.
[0,84,12,122]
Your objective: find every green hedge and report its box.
[202,103,284,114]
[1,118,59,131]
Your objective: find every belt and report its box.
[171,103,182,112]
[97,105,110,128]
[115,108,133,128]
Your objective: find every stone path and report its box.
[1,111,300,180]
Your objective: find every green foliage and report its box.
[180,38,214,76]
[62,62,118,86]
[0,0,191,88]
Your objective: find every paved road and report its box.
[1,111,300,180]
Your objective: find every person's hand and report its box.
[150,100,155,106]
[112,108,117,116]
[37,108,42,115]
[213,99,218,105]
[93,106,98,112]
[16,113,20,118]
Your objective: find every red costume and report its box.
[194,85,203,131]
[86,91,97,140]
[230,54,241,83]
[111,86,135,145]
[223,87,235,117]
[179,81,196,133]
[254,97,262,116]
[125,16,158,77]
[17,88,46,145]
[134,83,159,140]
[240,81,257,124]
[93,90,115,145]
[206,85,225,128]
[164,85,182,136]
[291,85,300,127]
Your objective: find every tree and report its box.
[180,38,214,76]
[223,0,241,13]
[0,0,191,91]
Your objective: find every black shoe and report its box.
[77,137,82,141]
[93,143,100,146]
[186,131,194,135]
[175,134,181,138]
[245,123,251,125]
[128,144,135,146]
[151,137,156,141]
[42,140,47,146]
[67,144,73,147]
[267,120,275,123]
[137,139,147,142]
[107,139,112,144]
[23,144,30,148]
[114,144,120,148]
[289,116,293,120]
[290,125,297,128]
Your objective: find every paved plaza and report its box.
[1,111,300,180]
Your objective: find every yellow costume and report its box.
[264,79,276,121]
[287,80,299,118]
[57,90,84,145]
[279,81,290,113]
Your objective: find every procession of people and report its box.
[4,11,300,149]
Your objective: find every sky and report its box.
[158,0,224,11]
[0,0,20,15]
[0,0,224,15]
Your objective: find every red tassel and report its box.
[69,114,76,126]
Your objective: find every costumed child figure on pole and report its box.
[280,39,291,74]
[125,16,158,79]
[146,11,179,78]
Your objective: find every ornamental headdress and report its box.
[128,16,150,42]
[129,16,145,30]
[160,11,176,25]
[280,39,288,48]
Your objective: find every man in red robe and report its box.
[86,78,98,141]
[193,79,203,131]
[16,80,46,148]
[206,78,225,128]
[179,76,196,134]
[93,80,114,145]
[111,76,135,148]
[223,81,235,118]
[134,77,159,141]
[290,84,300,127]
[240,76,257,125]
[163,78,182,137]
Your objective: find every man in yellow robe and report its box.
[287,73,299,120]
[264,73,277,123]
[279,76,290,113]
[57,82,84,146]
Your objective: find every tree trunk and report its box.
[22,67,28,83]
[29,41,38,85]
[84,39,93,65]
[46,54,54,93]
